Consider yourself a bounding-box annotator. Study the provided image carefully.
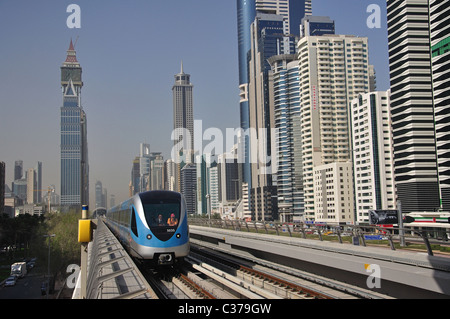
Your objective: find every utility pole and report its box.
[398,201,406,247]
[78,204,94,298]
[43,234,55,299]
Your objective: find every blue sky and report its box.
[0,0,389,205]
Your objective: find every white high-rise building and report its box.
[313,162,354,224]
[165,159,177,192]
[351,91,396,224]
[209,166,219,215]
[26,168,35,205]
[150,154,164,191]
[297,34,371,221]
[196,153,217,216]
[139,143,151,192]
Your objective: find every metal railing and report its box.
[189,218,444,256]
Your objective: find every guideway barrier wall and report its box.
[74,213,156,299]
[189,219,450,298]
[189,218,443,256]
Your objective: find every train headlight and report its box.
[176,233,181,239]
[146,234,152,240]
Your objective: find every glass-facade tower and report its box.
[237,0,256,189]
[268,54,303,222]
[236,0,312,202]
[172,62,194,164]
[60,40,89,209]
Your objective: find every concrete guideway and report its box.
[73,219,158,299]
[189,225,450,298]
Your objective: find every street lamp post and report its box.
[43,234,55,298]
[206,194,211,222]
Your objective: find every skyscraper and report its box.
[297,34,371,221]
[430,0,450,210]
[139,143,151,192]
[242,1,312,221]
[268,54,303,222]
[255,0,312,36]
[180,163,196,215]
[351,91,396,223]
[130,143,165,195]
[0,162,5,215]
[35,161,42,204]
[26,168,35,204]
[236,0,312,190]
[248,12,286,221]
[14,160,23,181]
[95,181,104,209]
[236,0,256,189]
[387,0,449,212]
[300,15,335,38]
[150,153,164,191]
[130,156,140,195]
[60,39,89,209]
[172,62,194,165]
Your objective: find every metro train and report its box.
[105,190,190,265]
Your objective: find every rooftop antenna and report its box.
[74,36,79,48]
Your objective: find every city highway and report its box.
[0,267,47,299]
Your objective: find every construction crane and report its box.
[33,187,55,214]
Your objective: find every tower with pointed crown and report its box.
[60,39,89,210]
[172,61,194,161]
[171,62,194,192]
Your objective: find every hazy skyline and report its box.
[0,0,389,206]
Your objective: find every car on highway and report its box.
[5,276,17,287]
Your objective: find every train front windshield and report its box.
[143,199,181,241]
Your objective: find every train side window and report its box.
[131,207,138,237]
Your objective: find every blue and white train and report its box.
[105,190,189,265]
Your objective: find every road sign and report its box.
[364,235,383,240]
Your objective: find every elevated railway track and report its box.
[74,218,450,300]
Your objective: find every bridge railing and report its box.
[189,218,444,256]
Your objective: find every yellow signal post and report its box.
[79,205,90,299]
[78,219,92,243]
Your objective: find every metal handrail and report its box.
[189,218,446,256]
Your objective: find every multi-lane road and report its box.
[0,265,50,299]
